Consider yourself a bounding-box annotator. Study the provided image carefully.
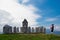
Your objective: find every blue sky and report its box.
[27,0,60,26]
[18,0,60,30]
[38,0,60,26]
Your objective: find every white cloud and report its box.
[0,0,41,28]
[54,25,60,31]
[45,18,57,22]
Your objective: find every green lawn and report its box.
[0,34,60,40]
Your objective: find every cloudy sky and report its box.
[0,0,60,32]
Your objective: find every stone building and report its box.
[16,27,19,33]
[3,19,46,34]
[35,26,46,33]
[40,26,46,33]
[13,27,17,33]
[3,25,12,34]
[36,27,40,33]
[43,27,46,33]
[21,19,28,33]
[32,27,34,33]
[28,27,31,33]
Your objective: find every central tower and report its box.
[22,19,28,27]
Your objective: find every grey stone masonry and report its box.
[3,25,12,34]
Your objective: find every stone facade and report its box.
[35,27,46,33]
[32,27,34,33]
[36,27,40,33]
[28,27,31,33]
[16,27,19,33]
[3,19,46,34]
[14,27,17,33]
[21,19,29,33]
[3,25,12,34]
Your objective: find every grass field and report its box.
[0,34,60,40]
